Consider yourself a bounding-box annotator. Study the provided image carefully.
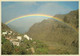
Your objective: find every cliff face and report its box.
[26,10,78,54]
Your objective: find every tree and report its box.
[2,39,13,54]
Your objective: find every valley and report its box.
[1,10,79,54]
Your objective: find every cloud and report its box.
[2,2,37,8]
[2,2,76,23]
[35,2,73,16]
[2,2,38,23]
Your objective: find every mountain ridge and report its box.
[54,10,79,30]
[26,10,78,54]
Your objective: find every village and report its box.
[2,30,33,46]
[1,23,49,54]
[2,30,36,54]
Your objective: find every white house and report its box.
[9,38,18,42]
[8,33,11,35]
[12,41,19,46]
[17,36,22,40]
[8,31,13,35]
[29,37,32,40]
[2,31,8,36]
[24,35,30,40]
[10,31,12,33]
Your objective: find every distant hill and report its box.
[26,10,78,54]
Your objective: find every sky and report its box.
[2,1,79,33]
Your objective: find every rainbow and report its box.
[5,14,77,32]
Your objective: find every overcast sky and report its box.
[2,1,79,33]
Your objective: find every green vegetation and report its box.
[2,37,49,55]
[2,37,13,54]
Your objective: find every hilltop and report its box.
[54,10,79,30]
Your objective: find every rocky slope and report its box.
[54,10,79,31]
[26,10,79,54]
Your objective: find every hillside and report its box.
[27,10,79,54]
[1,23,49,55]
[2,23,12,31]
[1,23,18,34]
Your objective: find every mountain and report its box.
[26,10,78,54]
[54,10,79,31]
